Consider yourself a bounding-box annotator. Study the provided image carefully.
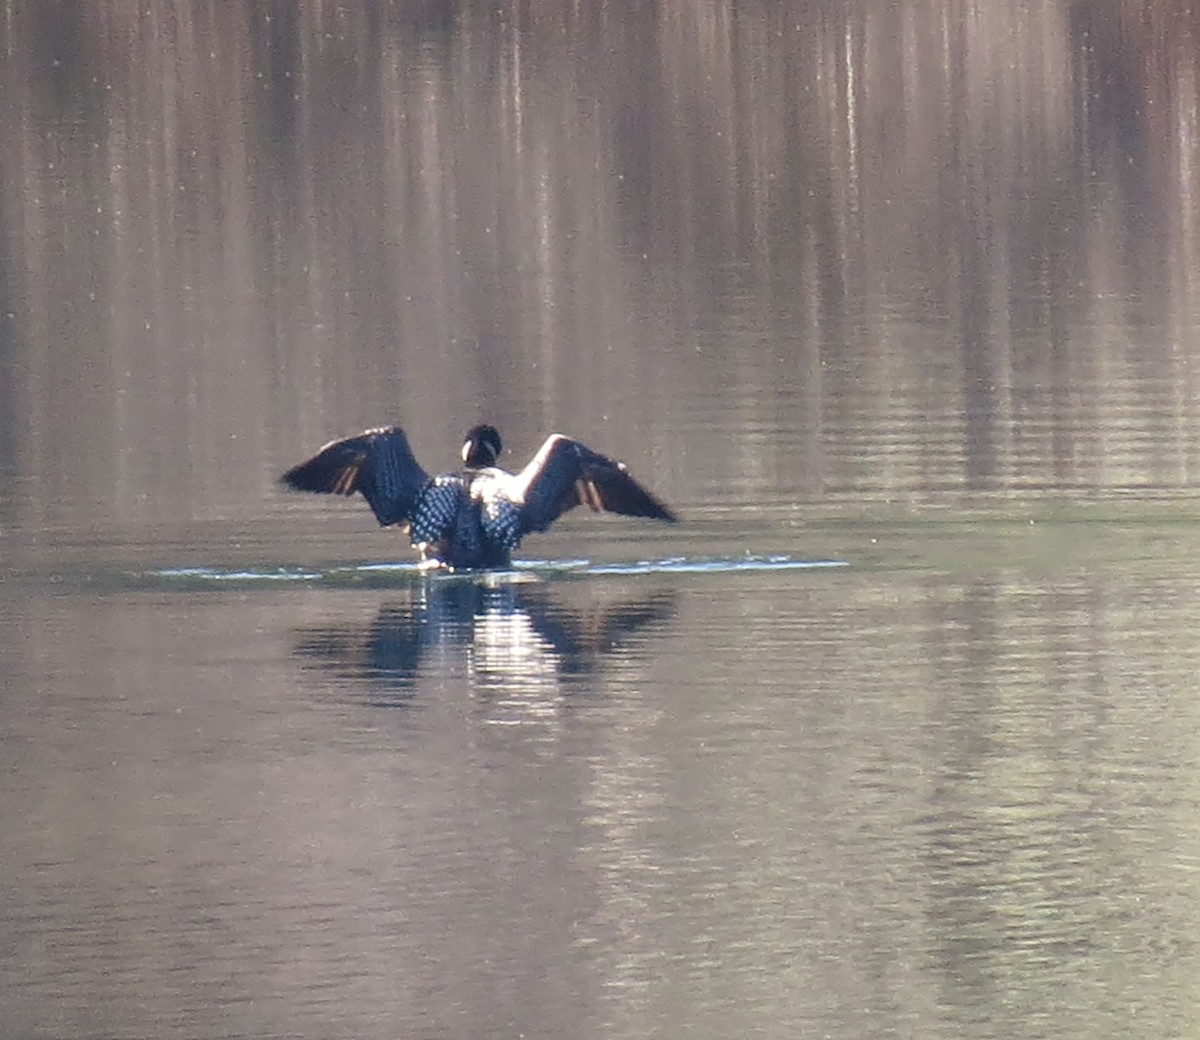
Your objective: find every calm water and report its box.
[4,2,1200,1038]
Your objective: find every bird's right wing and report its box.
[280,426,429,527]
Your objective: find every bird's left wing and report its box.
[512,434,677,535]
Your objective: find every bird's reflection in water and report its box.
[293,576,677,715]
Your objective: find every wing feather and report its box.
[513,434,677,535]
[280,426,429,527]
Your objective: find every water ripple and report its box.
[148,554,848,586]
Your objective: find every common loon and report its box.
[280,424,677,569]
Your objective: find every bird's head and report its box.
[462,424,503,468]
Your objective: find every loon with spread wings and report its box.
[280,424,677,569]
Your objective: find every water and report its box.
[4,1,1200,1037]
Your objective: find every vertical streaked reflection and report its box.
[2,0,1199,533]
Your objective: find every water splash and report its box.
[155,566,325,582]
[148,554,848,586]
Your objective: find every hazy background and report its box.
[4,0,1199,542]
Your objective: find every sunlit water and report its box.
[6,1,1200,1038]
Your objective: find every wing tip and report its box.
[632,497,679,524]
[587,467,678,523]
[279,460,319,492]
[279,452,365,497]
[656,502,680,524]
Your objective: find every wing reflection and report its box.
[292,578,677,707]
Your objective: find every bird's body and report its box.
[280,424,676,570]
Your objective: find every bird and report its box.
[280,424,677,569]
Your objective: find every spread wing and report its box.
[280,426,429,527]
[513,434,677,535]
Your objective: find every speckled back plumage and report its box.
[410,476,464,546]
[403,473,524,569]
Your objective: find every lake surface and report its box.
[4,2,1200,1038]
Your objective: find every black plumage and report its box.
[280,424,677,569]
